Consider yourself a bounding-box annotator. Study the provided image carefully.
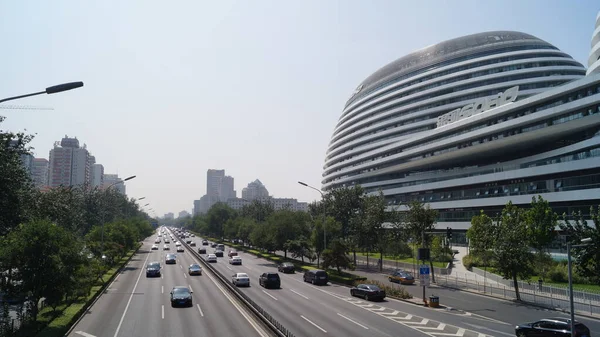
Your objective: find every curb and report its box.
[62,243,143,337]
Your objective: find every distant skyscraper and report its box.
[48,136,93,187]
[164,212,175,220]
[178,210,190,218]
[103,174,126,194]
[207,169,225,197]
[31,158,49,188]
[241,179,269,200]
[218,175,236,201]
[193,199,201,215]
[90,164,104,187]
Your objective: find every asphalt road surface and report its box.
[67,231,271,337]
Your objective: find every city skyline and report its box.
[1,1,598,215]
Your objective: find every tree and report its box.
[493,202,535,301]
[525,196,558,252]
[467,210,496,264]
[560,206,600,284]
[206,203,236,239]
[357,193,387,270]
[322,239,353,273]
[311,216,341,267]
[405,201,438,281]
[240,200,274,223]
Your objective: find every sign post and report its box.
[419,264,430,305]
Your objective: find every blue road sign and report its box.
[419,265,430,275]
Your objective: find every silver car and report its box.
[232,273,250,287]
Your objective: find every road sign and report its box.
[419,265,430,287]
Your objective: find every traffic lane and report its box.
[67,240,152,337]
[212,255,412,337]
[233,248,517,337]
[175,246,266,337]
[353,268,600,335]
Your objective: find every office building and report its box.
[90,163,104,188]
[588,12,600,76]
[178,210,190,218]
[164,212,175,220]
[193,199,201,215]
[323,29,600,230]
[206,169,225,198]
[48,136,92,187]
[241,179,269,200]
[219,175,236,201]
[31,158,49,188]
[103,174,126,194]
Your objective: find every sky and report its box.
[1,0,598,217]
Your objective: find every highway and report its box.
[67,229,272,337]
[191,235,536,337]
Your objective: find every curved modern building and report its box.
[588,12,600,75]
[323,29,600,230]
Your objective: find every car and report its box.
[351,284,386,301]
[211,243,218,248]
[165,254,177,264]
[259,272,280,289]
[515,318,591,337]
[217,244,225,251]
[151,244,159,250]
[186,239,192,244]
[202,240,208,246]
[175,241,181,247]
[190,242,196,247]
[206,254,217,263]
[388,270,415,285]
[215,250,224,257]
[177,247,184,253]
[229,256,242,265]
[232,273,250,287]
[163,245,170,251]
[170,286,193,307]
[228,250,238,257]
[303,269,328,285]
[198,247,207,254]
[164,239,170,244]
[278,262,295,273]
[154,238,161,244]
[188,264,202,276]
[146,262,161,277]
[190,234,195,237]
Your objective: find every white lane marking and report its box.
[161,286,163,294]
[289,289,309,300]
[180,264,183,269]
[196,303,204,317]
[337,313,369,330]
[203,267,270,337]
[464,323,514,336]
[161,305,164,319]
[301,315,327,333]
[466,313,512,325]
[183,272,187,279]
[262,290,278,301]
[226,265,232,270]
[113,252,149,337]
[76,331,97,337]
[188,284,193,293]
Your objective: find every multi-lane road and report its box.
[68,227,600,337]
[67,229,272,337]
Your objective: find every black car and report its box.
[198,247,207,254]
[202,240,208,246]
[146,262,161,277]
[211,243,218,248]
[278,262,295,273]
[190,242,196,247]
[170,286,193,307]
[215,250,224,257]
[351,284,386,301]
[515,318,591,337]
[165,253,177,264]
[303,269,328,285]
[259,272,281,289]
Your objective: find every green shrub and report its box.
[352,279,412,299]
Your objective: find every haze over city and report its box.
[1,0,597,215]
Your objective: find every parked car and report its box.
[351,284,386,301]
[303,269,328,285]
[388,270,415,285]
[278,262,295,273]
[259,272,280,289]
[515,318,591,337]
[232,273,250,287]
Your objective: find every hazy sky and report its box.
[1,0,598,216]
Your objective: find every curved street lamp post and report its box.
[0,82,84,104]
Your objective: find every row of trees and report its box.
[467,196,600,300]
[0,116,154,334]
[181,186,445,275]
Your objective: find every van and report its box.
[216,244,225,251]
[303,269,328,285]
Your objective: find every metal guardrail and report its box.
[178,234,295,337]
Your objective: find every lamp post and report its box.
[0,81,84,104]
[297,181,327,250]
[101,175,136,260]
[567,237,592,336]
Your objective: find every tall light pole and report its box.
[567,237,592,336]
[298,181,327,250]
[101,175,136,260]
[0,82,84,104]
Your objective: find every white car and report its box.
[177,246,184,253]
[151,244,159,250]
[154,238,161,244]
[232,273,250,287]
[164,239,170,244]
[229,256,242,265]
[163,245,170,250]
[175,241,181,247]
[206,254,217,263]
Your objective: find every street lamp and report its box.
[144,203,150,207]
[101,175,136,260]
[0,81,84,104]
[567,237,592,336]
[298,181,327,250]
[137,197,146,201]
